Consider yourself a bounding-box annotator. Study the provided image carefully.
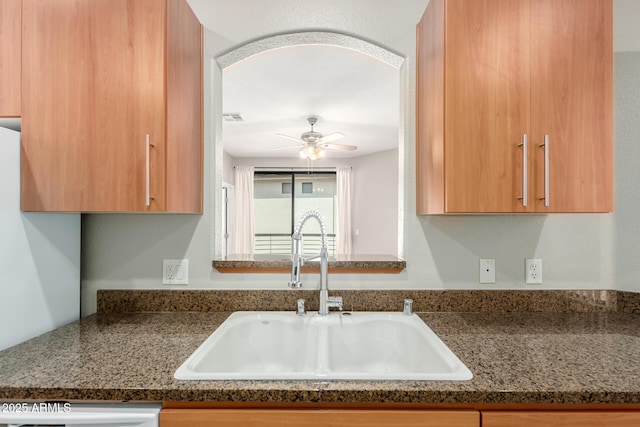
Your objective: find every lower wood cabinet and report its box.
[160,409,480,427]
[481,411,640,427]
[161,408,640,427]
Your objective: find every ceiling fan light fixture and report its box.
[299,145,325,160]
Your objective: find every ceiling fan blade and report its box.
[321,143,358,151]
[275,133,302,143]
[271,144,304,150]
[318,132,345,143]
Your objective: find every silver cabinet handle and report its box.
[518,134,528,207]
[539,134,549,207]
[145,134,153,207]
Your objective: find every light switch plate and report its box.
[163,259,188,285]
[480,259,496,284]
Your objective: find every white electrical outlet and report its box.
[163,259,188,285]
[479,259,496,284]
[525,258,542,284]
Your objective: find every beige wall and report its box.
[81,3,638,316]
[222,151,235,185]
[352,149,399,255]
[612,51,640,291]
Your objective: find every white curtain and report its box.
[232,165,255,254]
[336,165,353,255]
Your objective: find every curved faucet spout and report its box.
[288,211,341,315]
[288,211,326,289]
[292,210,328,249]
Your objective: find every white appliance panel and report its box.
[0,126,80,351]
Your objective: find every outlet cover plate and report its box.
[480,259,496,284]
[525,258,542,284]
[163,259,188,285]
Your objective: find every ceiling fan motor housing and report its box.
[302,117,322,142]
[273,116,353,152]
[301,131,323,143]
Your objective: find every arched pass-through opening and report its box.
[216,31,403,69]
[213,31,406,259]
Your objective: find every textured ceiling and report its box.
[186,0,428,160]
[221,44,400,159]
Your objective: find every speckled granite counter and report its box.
[2,310,640,405]
[213,254,405,273]
[96,289,626,314]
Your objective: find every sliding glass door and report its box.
[253,172,336,256]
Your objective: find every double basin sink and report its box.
[175,311,472,381]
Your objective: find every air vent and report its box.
[223,113,244,122]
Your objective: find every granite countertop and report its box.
[2,310,640,404]
[212,254,405,273]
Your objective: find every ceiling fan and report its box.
[273,117,358,160]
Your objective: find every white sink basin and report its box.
[174,311,472,381]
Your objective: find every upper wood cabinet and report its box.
[0,0,21,117]
[529,0,613,213]
[21,0,202,212]
[416,0,613,214]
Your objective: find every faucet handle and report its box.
[403,298,413,315]
[296,298,306,316]
[327,295,343,311]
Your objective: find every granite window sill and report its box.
[212,254,405,274]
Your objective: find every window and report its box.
[301,182,313,194]
[253,172,336,256]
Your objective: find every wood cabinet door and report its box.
[165,0,203,213]
[21,0,166,212]
[160,409,479,427]
[444,0,531,213]
[530,0,613,213]
[0,0,21,117]
[416,0,445,214]
[482,410,640,427]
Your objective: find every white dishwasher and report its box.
[0,402,161,427]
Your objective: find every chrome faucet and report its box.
[288,211,343,315]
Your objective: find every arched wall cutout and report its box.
[216,31,404,70]
[213,30,406,259]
